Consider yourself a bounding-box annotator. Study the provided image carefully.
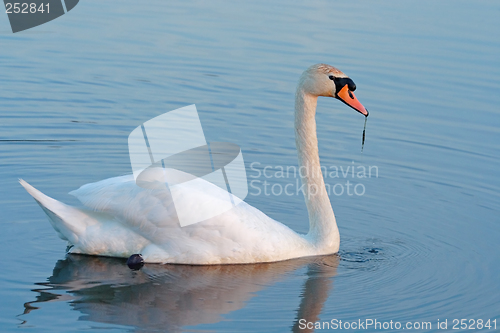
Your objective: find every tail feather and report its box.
[19,179,95,244]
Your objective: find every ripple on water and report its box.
[326,230,500,322]
[334,236,435,307]
[340,237,428,269]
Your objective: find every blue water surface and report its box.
[0,1,499,332]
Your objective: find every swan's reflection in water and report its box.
[24,254,339,332]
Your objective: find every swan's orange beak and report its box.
[336,85,369,117]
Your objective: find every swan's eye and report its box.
[329,75,335,80]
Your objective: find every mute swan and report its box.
[20,64,368,265]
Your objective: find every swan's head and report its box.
[299,64,368,116]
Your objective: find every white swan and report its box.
[20,64,368,265]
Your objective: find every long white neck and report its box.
[295,89,339,252]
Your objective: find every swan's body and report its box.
[21,64,368,264]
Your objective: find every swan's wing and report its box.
[71,174,174,224]
[70,173,309,263]
[70,172,250,232]
[70,174,179,244]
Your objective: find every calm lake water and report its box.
[1,1,499,332]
